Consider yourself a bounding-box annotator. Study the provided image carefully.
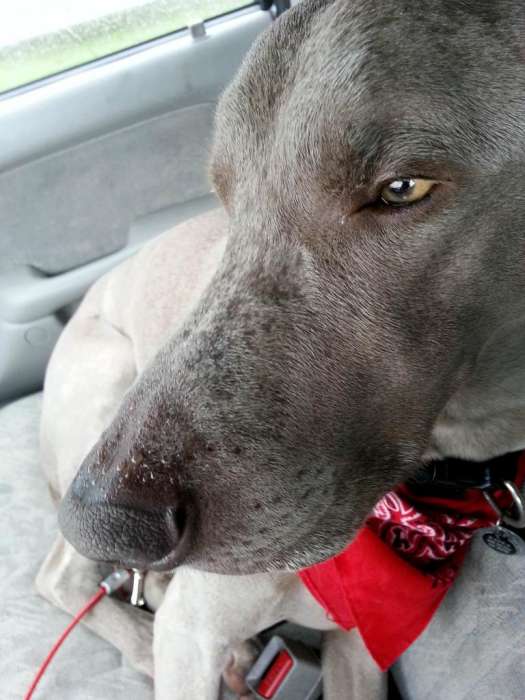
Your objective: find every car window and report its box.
[0,0,254,94]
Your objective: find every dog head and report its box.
[60,0,525,573]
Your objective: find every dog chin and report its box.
[179,545,343,576]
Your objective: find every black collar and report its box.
[409,450,521,498]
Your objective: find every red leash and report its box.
[24,589,106,700]
[24,570,131,700]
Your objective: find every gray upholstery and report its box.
[0,104,215,275]
[393,532,525,700]
[0,6,271,277]
[0,394,154,699]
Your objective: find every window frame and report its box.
[0,1,259,98]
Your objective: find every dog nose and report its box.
[58,463,192,571]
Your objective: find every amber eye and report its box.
[380,178,436,206]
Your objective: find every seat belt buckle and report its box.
[245,635,322,700]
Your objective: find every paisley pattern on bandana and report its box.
[369,491,493,565]
[300,455,525,670]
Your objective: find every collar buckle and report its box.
[483,480,525,529]
[409,452,521,497]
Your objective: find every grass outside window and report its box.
[0,1,252,94]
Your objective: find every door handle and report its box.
[0,243,141,324]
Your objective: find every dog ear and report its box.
[431,315,525,460]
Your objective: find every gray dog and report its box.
[48,0,525,696]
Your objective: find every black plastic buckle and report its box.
[260,1,291,16]
[409,451,520,498]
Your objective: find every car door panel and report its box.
[0,5,272,401]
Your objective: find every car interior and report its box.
[3,2,522,699]
[1,2,290,697]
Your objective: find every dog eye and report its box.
[380,178,435,206]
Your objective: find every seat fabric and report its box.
[0,394,154,700]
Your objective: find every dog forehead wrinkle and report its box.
[285,67,523,184]
[218,0,525,200]
[211,0,334,198]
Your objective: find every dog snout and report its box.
[58,444,192,571]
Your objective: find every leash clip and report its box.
[129,569,148,608]
[483,480,525,529]
[104,568,151,610]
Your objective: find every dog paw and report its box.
[222,640,260,699]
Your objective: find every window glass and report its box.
[0,1,252,94]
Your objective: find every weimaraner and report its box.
[45,0,525,697]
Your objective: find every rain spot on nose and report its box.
[130,451,144,466]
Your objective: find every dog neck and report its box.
[427,313,525,463]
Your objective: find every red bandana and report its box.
[299,453,525,670]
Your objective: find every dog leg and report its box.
[322,628,387,700]
[284,578,386,700]
[154,568,301,700]
[222,639,261,698]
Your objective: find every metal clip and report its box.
[100,569,132,595]
[129,569,147,608]
[483,480,525,529]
